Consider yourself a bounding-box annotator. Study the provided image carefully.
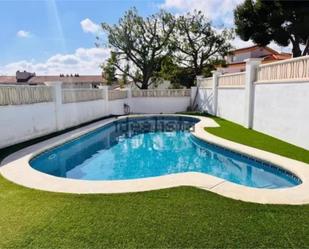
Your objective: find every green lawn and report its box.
[206,117,309,164]
[1,179,309,249]
[0,114,308,248]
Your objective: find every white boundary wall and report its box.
[131,97,190,114]
[130,89,190,113]
[59,99,109,130]
[0,103,57,148]
[0,85,190,148]
[253,82,309,149]
[217,88,245,125]
[196,56,309,149]
[196,88,214,114]
[2,55,308,150]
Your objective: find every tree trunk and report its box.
[291,38,302,57]
[141,82,148,89]
[140,67,153,89]
[302,37,309,56]
[141,74,150,89]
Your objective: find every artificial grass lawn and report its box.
[180,111,309,164]
[0,113,309,248]
[205,117,309,164]
[0,178,309,249]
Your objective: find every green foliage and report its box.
[202,58,227,78]
[170,10,233,76]
[101,9,233,89]
[122,64,129,86]
[234,0,309,57]
[155,56,194,88]
[157,56,224,88]
[102,8,175,89]
[102,51,117,85]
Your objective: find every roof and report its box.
[0,76,17,84]
[263,53,292,61]
[216,52,292,70]
[231,45,280,55]
[28,75,105,84]
[0,75,106,85]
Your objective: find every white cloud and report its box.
[232,36,292,53]
[161,0,292,53]
[80,18,101,34]
[0,47,110,75]
[231,36,253,49]
[161,0,243,27]
[16,30,30,38]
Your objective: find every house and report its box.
[218,45,291,74]
[0,71,106,88]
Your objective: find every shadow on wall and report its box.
[197,90,214,114]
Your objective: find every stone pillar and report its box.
[212,70,221,116]
[45,81,63,131]
[190,86,197,109]
[99,85,109,115]
[244,58,262,128]
[196,75,204,87]
[124,87,132,114]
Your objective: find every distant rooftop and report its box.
[0,71,106,85]
[230,45,287,55]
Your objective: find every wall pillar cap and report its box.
[211,70,222,76]
[98,85,109,89]
[44,81,63,86]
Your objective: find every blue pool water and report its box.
[30,116,300,188]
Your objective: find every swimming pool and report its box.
[30,116,300,189]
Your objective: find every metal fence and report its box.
[62,89,104,104]
[0,85,53,106]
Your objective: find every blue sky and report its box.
[0,0,259,75]
[0,1,162,63]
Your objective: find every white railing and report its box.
[218,72,246,87]
[62,89,104,104]
[0,85,53,106]
[132,89,191,97]
[257,55,309,82]
[108,90,128,100]
[199,77,213,88]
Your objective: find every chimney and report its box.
[16,70,35,82]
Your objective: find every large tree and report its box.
[102,51,117,85]
[170,10,233,78]
[234,0,309,57]
[101,8,175,89]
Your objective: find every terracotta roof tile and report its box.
[0,75,106,84]
[0,76,17,84]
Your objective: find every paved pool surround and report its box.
[1,114,309,205]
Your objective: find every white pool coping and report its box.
[1,114,309,205]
